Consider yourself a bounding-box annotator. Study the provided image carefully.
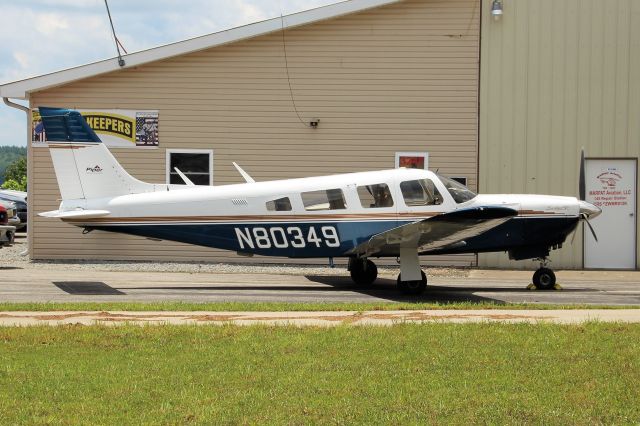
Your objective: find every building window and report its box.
[166,149,213,185]
[357,183,394,208]
[301,189,347,211]
[450,177,467,186]
[266,197,292,212]
[395,152,429,169]
[400,179,443,206]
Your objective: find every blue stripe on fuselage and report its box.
[91,220,407,258]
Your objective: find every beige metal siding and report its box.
[30,0,480,266]
[479,0,640,269]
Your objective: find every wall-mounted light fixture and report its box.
[491,0,503,21]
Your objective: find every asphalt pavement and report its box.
[2,265,640,305]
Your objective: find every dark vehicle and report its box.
[0,190,26,231]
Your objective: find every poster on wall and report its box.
[31,108,159,148]
[395,152,429,169]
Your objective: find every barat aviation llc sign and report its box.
[31,109,159,148]
[589,168,632,209]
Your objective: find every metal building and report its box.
[480,0,639,269]
[0,0,637,270]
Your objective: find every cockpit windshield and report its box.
[437,175,477,204]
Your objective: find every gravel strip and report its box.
[1,234,469,278]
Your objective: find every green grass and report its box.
[0,301,638,312]
[0,323,638,424]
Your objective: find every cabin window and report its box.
[266,197,292,212]
[437,175,477,204]
[357,183,394,208]
[166,149,213,185]
[301,189,347,211]
[400,179,443,206]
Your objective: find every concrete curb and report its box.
[1,309,639,327]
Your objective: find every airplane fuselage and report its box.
[60,168,586,260]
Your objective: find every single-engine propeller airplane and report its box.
[38,107,601,295]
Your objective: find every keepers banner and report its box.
[32,108,159,148]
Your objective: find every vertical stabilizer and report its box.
[39,107,154,201]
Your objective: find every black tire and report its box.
[350,259,378,286]
[397,270,427,295]
[533,267,556,290]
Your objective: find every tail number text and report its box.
[235,226,340,249]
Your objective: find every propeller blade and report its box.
[582,213,598,242]
[579,148,586,200]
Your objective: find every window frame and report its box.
[395,152,429,170]
[166,149,214,186]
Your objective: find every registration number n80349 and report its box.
[235,226,340,250]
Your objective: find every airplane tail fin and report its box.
[39,107,153,201]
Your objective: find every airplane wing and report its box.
[351,206,517,257]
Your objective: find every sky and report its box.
[0,0,343,146]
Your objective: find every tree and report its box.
[1,156,27,191]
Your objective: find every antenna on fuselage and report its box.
[173,168,195,186]
[233,162,255,183]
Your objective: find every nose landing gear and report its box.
[532,258,557,290]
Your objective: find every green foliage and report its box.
[0,323,638,424]
[0,146,26,185]
[1,175,27,191]
[4,155,26,180]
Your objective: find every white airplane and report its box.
[38,107,601,295]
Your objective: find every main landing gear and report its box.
[532,258,557,290]
[349,258,378,286]
[349,247,428,296]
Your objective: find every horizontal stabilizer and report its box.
[39,209,111,219]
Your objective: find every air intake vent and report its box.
[231,199,248,206]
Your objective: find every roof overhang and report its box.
[0,0,401,100]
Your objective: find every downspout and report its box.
[3,97,31,257]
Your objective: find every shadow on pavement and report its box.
[53,281,126,295]
[305,276,507,303]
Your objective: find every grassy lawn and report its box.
[0,323,638,424]
[0,301,639,312]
